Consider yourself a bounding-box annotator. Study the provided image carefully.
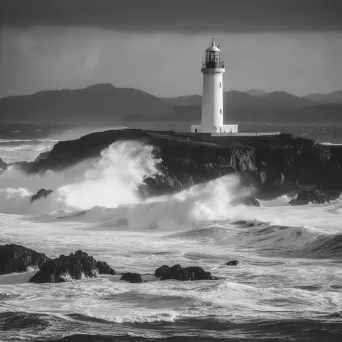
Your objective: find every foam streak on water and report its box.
[1,138,342,341]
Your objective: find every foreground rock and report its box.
[120,272,143,283]
[225,260,239,266]
[289,189,339,206]
[29,250,115,283]
[30,189,53,203]
[0,244,50,275]
[155,264,217,281]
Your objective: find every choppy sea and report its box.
[1,123,342,341]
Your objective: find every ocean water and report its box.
[1,124,342,341]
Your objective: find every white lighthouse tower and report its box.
[191,39,238,135]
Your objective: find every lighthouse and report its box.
[191,39,238,135]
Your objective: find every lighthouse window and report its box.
[220,109,222,114]
[220,82,222,88]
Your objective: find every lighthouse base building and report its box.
[191,39,238,135]
[191,124,238,135]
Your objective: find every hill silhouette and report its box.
[304,91,342,104]
[245,89,268,97]
[1,83,342,124]
[0,83,174,124]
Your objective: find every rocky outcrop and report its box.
[225,260,239,266]
[155,265,170,278]
[155,264,217,281]
[96,261,116,275]
[120,272,142,283]
[14,129,342,200]
[29,250,115,283]
[289,189,339,206]
[30,189,53,203]
[0,244,50,274]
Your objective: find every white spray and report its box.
[57,141,161,209]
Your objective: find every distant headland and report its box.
[1,83,342,125]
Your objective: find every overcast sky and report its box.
[1,0,342,98]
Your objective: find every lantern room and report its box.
[202,38,224,69]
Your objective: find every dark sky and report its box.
[1,0,342,97]
[1,0,342,32]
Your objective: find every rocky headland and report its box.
[15,129,342,203]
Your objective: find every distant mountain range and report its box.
[1,83,342,124]
[303,91,342,103]
[245,89,268,97]
[0,84,173,124]
[164,90,342,108]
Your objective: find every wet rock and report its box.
[96,261,116,275]
[30,189,53,203]
[225,260,239,266]
[120,272,142,283]
[29,250,116,283]
[156,264,217,281]
[155,265,170,278]
[289,189,339,206]
[0,244,50,275]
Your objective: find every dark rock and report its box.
[120,272,142,283]
[156,264,217,281]
[289,189,339,206]
[155,265,170,278]
[225,260,239,266]
[96,261,116,275]
[0,244,50,274]
[29,250,116,283]
[30,189,53,203]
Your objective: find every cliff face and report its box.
[252,136,342,198]
[16,130,342,199]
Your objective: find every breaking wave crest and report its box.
[1,139,342,259]
[57,141,162,209]
[0,140,253,224]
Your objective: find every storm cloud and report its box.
[1,0,341,33]
[1,1,342,98]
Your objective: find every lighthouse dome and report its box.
[206,44,220,52]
